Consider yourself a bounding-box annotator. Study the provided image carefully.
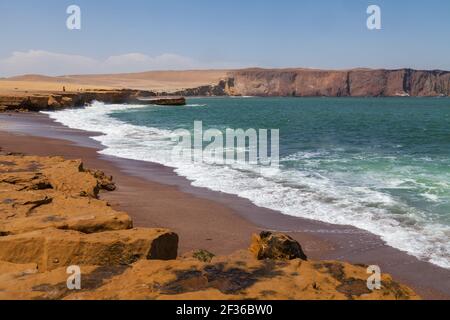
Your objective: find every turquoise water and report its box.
[46,97,450,268]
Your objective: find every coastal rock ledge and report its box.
[0,90,186,112]
[0,151,420,300]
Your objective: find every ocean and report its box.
[44,97,450,269]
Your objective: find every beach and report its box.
[1,111,449,299]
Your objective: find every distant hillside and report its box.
[5,70,228,92]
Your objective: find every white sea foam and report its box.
[43,102,450,269]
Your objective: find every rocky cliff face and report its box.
[174,68,450,97]
[168,79,235,97]
[227,68,450,97]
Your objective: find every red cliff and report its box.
[192,68,450,97]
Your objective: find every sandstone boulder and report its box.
[0,228,178,272]
[0,155,132,235]
[42,159,100,198]
[249,231,307,261]
[0,197,133,235]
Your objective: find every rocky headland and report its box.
[0,150,419,300]
[170,68,450,97]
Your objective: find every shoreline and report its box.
[1,112,449,299]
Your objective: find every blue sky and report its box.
[1,0,450,76]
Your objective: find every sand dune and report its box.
[2,70,229,94]
[0,80,112,94]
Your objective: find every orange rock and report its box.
[63,252,419,300]
[0,251,419,300]
[41,159,100,198]
[0,228,178,272]
[0,155,132,235]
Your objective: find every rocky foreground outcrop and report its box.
[0,90,185,112]
[0,151,419,300]
[172,68,450,97]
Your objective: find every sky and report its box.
[0,0,450,76]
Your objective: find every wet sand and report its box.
[0,112,449,299]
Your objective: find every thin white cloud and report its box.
[0,50,97,76]
[0,50,234,77]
